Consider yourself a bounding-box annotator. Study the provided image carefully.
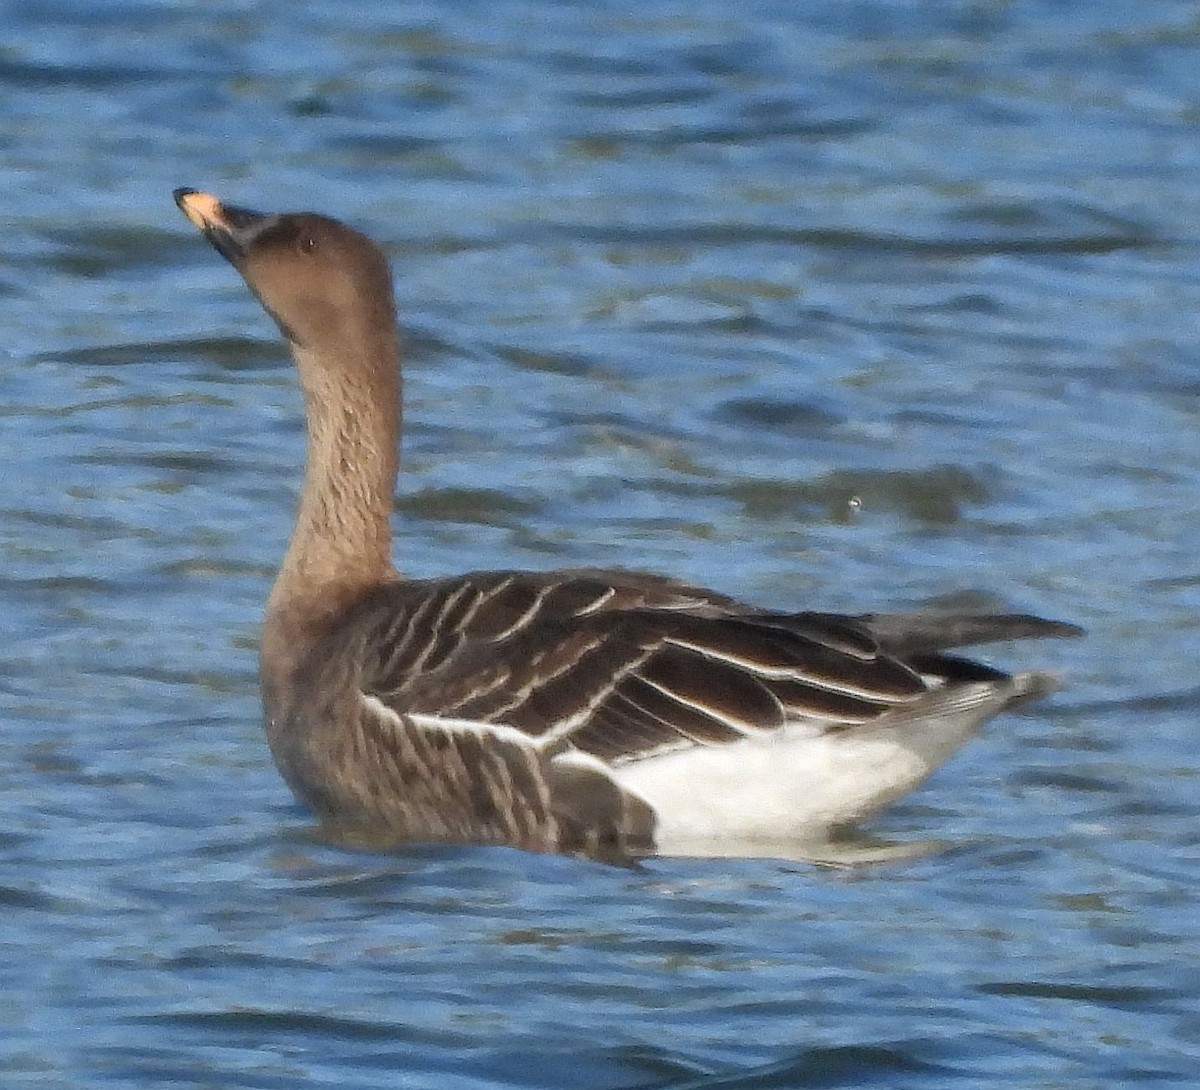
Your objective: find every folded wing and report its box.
[353,571,1010,766]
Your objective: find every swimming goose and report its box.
[174,188,1080,860]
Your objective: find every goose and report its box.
[173,188,1080,860]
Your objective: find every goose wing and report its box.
[354,571,935,764]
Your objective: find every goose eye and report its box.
[298,234,317,254]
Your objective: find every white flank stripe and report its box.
[359,693,545,753]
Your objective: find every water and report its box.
[2,0,1199,1085]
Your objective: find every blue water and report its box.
[3,0,1199,1086]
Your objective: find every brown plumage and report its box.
[174,188,1081,861]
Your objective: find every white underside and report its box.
[610,678,1024,852]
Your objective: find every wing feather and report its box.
[637,645,783,735]
[348,571,1065,768]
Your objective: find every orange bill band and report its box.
[176,190,226,232]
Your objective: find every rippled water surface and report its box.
[4,1,1200,1086]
